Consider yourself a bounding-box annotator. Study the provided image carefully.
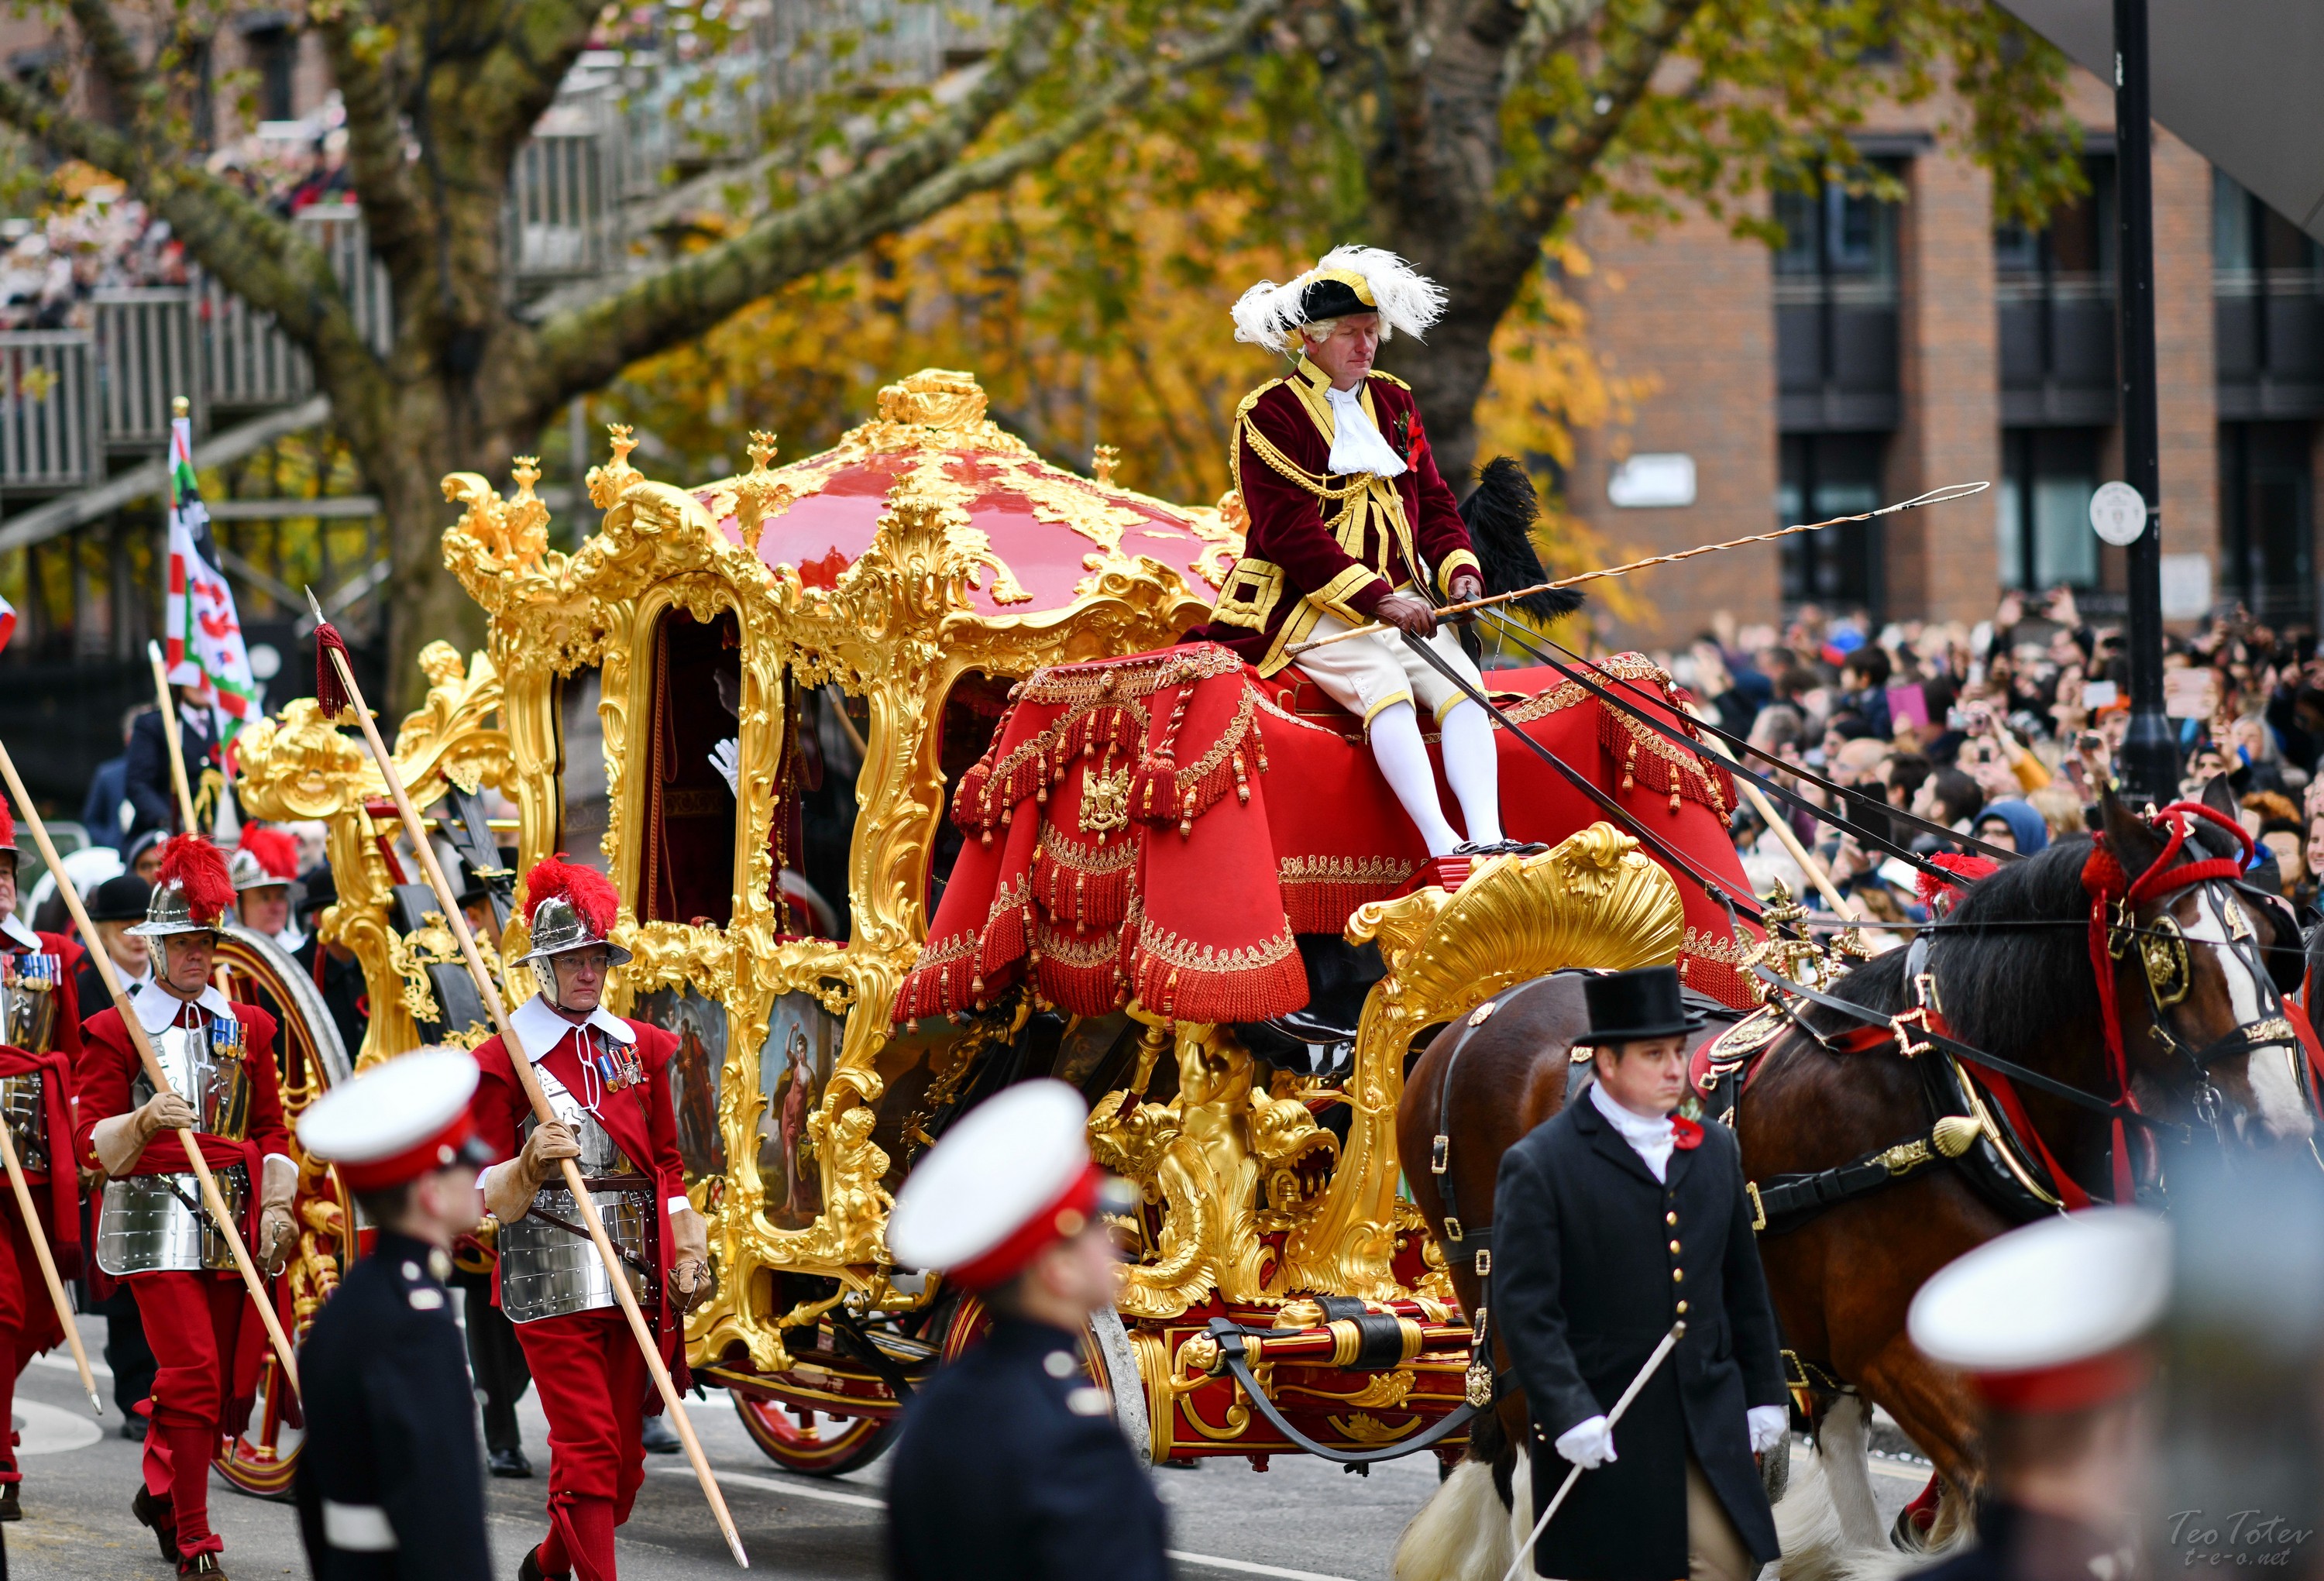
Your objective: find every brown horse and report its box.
[1391,784,2319,1580]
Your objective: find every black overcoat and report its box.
[294,1229,490,1581]
[1494,1091,1786,1581]
[886,1315,1167,1581]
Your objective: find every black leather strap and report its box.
[1203,1316,1494,1466]
[1749,1132,1952,1236]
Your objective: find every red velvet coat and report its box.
[1191,358,1480,676]
[471,1016,689,1378]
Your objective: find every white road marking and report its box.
[12,1398,101,1455]
[27,1351,113,1380]
[655,1464,1362,1579]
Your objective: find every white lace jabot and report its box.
[1322,385,1408,479]
[1590,1080,1677,1184]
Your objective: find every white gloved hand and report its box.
[1554,1414,1616,1469]
[1748,1404,1789,1456]
[709,737,740,796]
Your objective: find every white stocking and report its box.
[1439,699,1504,847]
[1368,701,1462,858]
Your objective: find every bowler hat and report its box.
[1582,965,1703,1044]
[296,862,336,919]
[88,874,151,924]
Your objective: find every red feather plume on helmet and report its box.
[157,834,235,926]
[523,854,619,937]
[238,826,301,882]
[0,793,17,852]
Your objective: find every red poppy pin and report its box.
[1671,1117,1705,1150]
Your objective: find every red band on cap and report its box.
[1973,1344,2154,1413]
[947,1164,1104,1291]
[336,1110,483,1193]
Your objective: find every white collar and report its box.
[273,923,307,953]
[508,993,634,1062]
[0,913,38,953]
[1319,382,1409,480]
[130,978,235,1034]
[1589,1079,1676,1181]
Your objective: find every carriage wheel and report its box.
[731,1396,899,1477]
[207,925,354,1499]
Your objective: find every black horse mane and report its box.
[1811,834,2101,1057]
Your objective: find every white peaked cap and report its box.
[1909,1208,2171,1404]
[887,1079,1092,1279]
[297,1048,483,1189]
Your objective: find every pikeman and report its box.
[469,856,711,1581]
[74,833,297,1579]
[294,1047,497,1581]
[884,1080,1167,1581]
[227,827,304,950]
[1193,246,1538,863]
[0,792,84,1518]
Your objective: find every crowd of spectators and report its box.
[1631,588,2324,927]
[0,100,351,332]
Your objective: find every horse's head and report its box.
[2099,780,2315,1148]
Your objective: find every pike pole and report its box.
[0,1107,100,1415]
[1288,481,1989,658]
[0,738,301,1396]
[304,593,748,1569]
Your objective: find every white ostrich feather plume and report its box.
[1230,245,1449,354]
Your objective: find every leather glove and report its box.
[483,1121,580,1225]
[257,1154,299,1276]
[669,1204,714,1315]
[708,737,740,797]
[1748,1404,1789,1456]
[91,1091,198,1176]
[1554,1413,1616,1469]
[136,1091,198,1143]
[1373,590,1439,638]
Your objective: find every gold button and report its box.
[1666,1212,1677,1226]
[1673,1269,1684,1283]
[1676,1300,1689,1315]
[1669,1239,1681,1254]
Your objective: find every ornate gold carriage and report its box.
[234,369,1687,1474]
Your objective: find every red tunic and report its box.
[74,997,290,1197]
[1190,357,1480,675]
[471,1014,689,1366]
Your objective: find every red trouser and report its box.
[0,1205,57,1486]
[515,1307,651,1581]
[129,1270,247,1560]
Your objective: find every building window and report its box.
[246,26,296,122]
[1779,433,1886,613]
[2219,421,2314,623]
[1997,428,2100,593]
[2214,170,2324,417]
[1996,157,2117,425]
[1774,169,1902,432]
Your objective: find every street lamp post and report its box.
[2113,0,2179,804]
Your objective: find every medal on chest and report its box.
[588,1029,644,1094]
[209,1015,248,1063]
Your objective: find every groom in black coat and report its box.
[1493,965,1788,1581]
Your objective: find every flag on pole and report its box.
[0,594,15,656]
[162,406,257,740]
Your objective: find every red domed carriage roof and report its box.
[692,369,1242,618]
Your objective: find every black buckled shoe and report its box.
[0,1478,19,1521]
[1454,838,1548,858]
[487,1445,534,1479]
[178,1553,229,1579]
[519,1543,569,1581]
[132,1484,177,1562]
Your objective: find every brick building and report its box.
[1563,66,2322,648]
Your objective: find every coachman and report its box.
[75,833,297,1579]
[471,856,712,1581]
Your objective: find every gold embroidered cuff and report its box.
[1310,562,1387,626]
[1436,549,1482,599]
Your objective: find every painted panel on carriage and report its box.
[635,981,727,1182]
[759,991,841,1231]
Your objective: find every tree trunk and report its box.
[1381,236,1547,490]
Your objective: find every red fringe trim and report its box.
[1030,834,1136,935]
[954,703,1149,837]
[1281,882,1408,936]
[1126,923,1307,1026]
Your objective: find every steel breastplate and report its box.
[132,1018,254,1143]
[97,1164,250,1275]
[497,1060,655,1324]
[0,1072,44,1174]
[0,954,61,1058]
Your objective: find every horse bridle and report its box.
[2112,875,2301,1133]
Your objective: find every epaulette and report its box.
[1233,378,1288,421]
[1368,371,1411,390]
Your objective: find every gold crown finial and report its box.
[171,394,189,419]
[747,431,778,471]
[511,456,541,496]
[607,424,637,466]
[586,424,643,510]
[1092,443,1121,486]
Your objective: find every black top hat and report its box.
[88,873,152,924]
[296,862,336,919]
[1582,965,1703,1044]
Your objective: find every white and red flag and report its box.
[162,411,256,739]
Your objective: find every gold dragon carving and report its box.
[433,369,1214,1375]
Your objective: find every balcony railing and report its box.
[1775,276,1900,432]
[2216,267,2324,420]
[1997,271,2116,426]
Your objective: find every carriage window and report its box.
[758,992,843,1231]
[789,679,865,940]
[556,665,610,873]
[927,671,1016,916]
[642,610,741,927]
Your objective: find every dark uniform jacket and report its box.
[1189,357,1480,677]
[886,1315,1167,1581]
[122,707,220,838]
[294,1229,489,1581]
[1494,1093,1786,1581]
[1916,1503,2138,1581]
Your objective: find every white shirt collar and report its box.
[509,993,634,1062]
[1319,382,1409,479]
[0,913,39,953]
[130,978,235,1035]
[1590,1079,1676,1183]
[273,923,307,953]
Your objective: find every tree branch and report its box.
[66,0,158,121]
[309,0,431,281]
[531,0,1277,407]
[1501,0,1703,235]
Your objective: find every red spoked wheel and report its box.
[732,1395,898,1477]
[216,1348,304,1499]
